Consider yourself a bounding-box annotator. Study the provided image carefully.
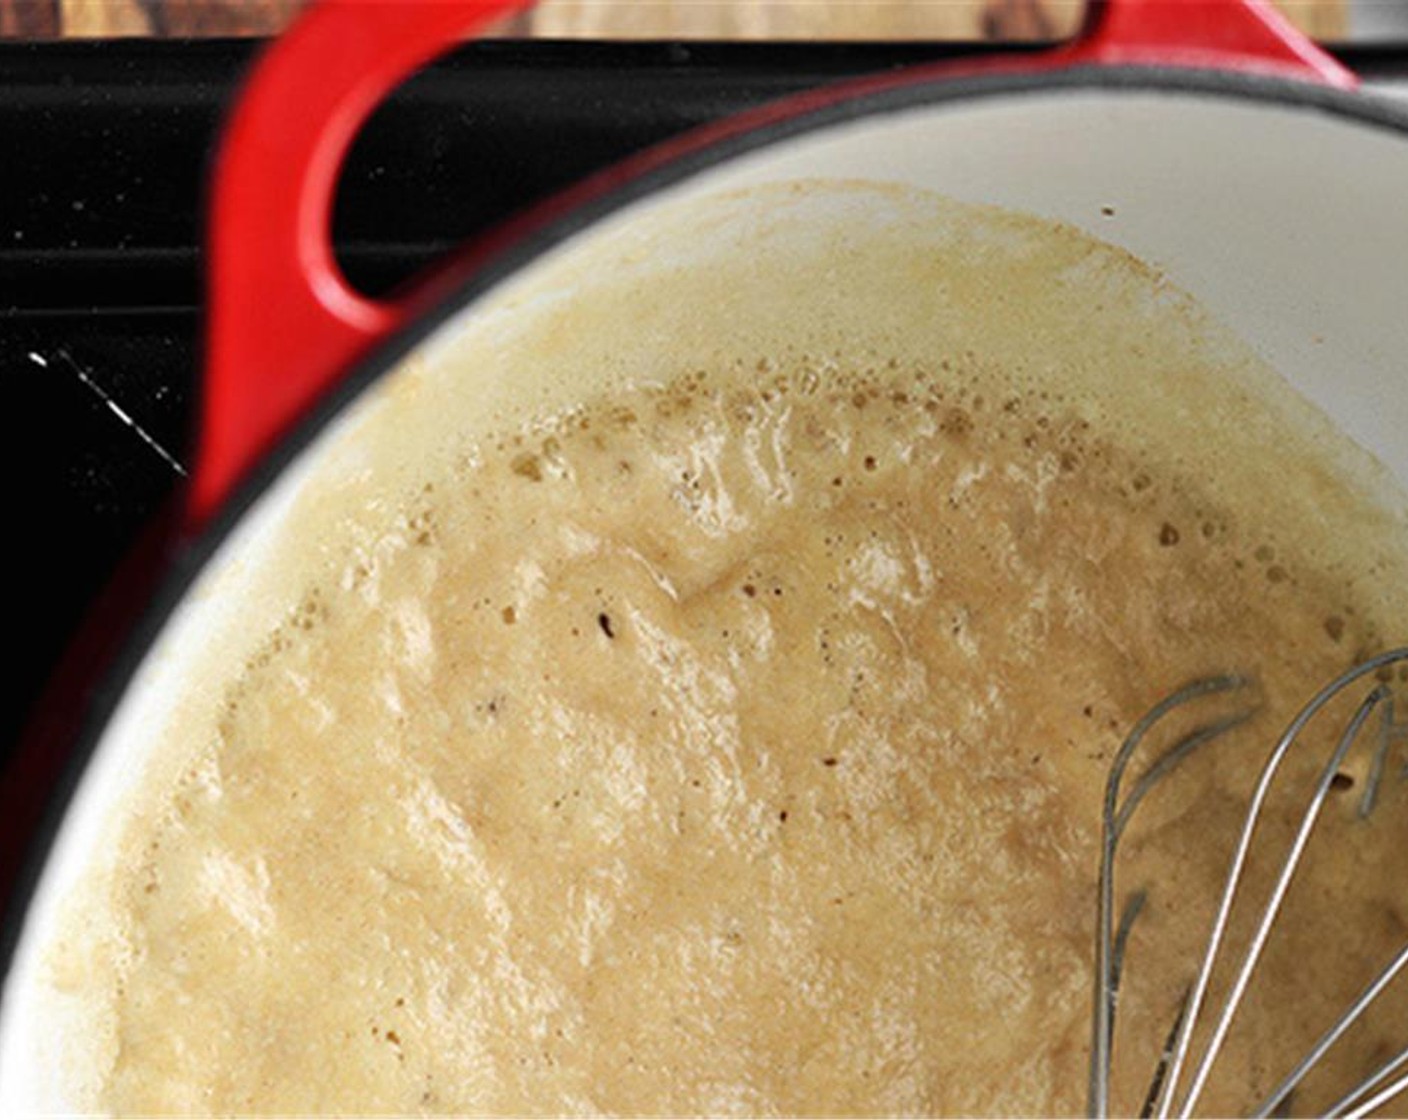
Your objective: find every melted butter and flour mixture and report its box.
[42,185,1408,1116]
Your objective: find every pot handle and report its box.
[1066,0,1355,87]
[191,0,533,527]
[193,0,1352,526]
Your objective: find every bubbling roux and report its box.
[36,184,1408,1116]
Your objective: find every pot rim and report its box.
[4,61,1408,1020]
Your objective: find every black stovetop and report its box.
[3,38,1406,762]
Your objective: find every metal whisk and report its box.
[1088,648,1408,1119]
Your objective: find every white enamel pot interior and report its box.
[3,71,1408,1112]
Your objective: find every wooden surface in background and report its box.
[0,0,1348,42]
[0,0,57,36]
[527,0,1347,40]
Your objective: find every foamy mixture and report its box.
[35,186,1408,1116]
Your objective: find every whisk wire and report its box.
[1252,944,1408,1118]
[1090,648,1407,1120]
[1114,712,1258,841]
[1089,674,1250,1118]
[1323,1047,1408,1120]
[1359,692,1404,819]
[1171,684,1391,1118]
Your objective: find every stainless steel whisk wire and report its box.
[1088,648,1408,1119]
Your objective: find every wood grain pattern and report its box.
[10,0,1348,50]
[1271,0,1346,40]
[526,0,1342,41]
[57,0,150,36]
[527,0,1084,40]
[0,0,59,36]
[57,0,306,35]
[144,0,305,36]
